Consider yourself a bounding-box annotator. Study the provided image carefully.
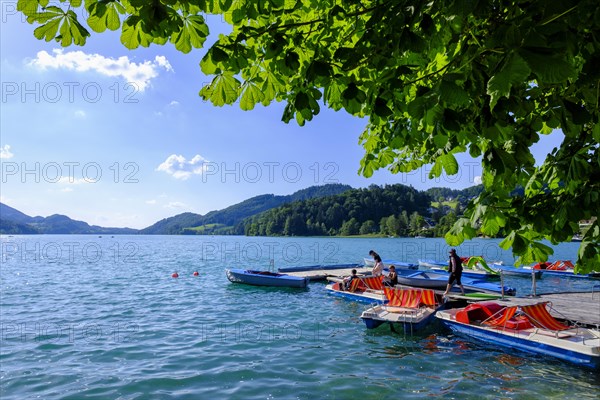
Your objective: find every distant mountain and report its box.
[0,203,35,224]
[140,183,353,234]
[0,203,138,235]
[0,183,482,236]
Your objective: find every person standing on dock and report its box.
[369,250,380,261]
[443,249,465,296]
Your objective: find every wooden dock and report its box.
[286,268,600,328]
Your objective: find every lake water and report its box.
[1,235,598,399]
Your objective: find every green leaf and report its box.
[487,54,531,110]
[200,73,240,106]
[439,81,470,107]
[429,159,442,178]
[499,231,515,250]
[239,82,265,111]
[520,49,576,84]
[33,17,61,41]
[440,153,458,175]
[121,17,152,49]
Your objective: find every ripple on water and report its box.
[1,236,599,399]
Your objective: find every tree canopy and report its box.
[241,183,431,236]
[17,0,600,272]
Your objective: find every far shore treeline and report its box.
[241,184,481,237]
[0,183,485,237]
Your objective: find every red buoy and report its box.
[172,272,179,278]
[193,271,199,276]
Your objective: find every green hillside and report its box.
[139,183,353,234]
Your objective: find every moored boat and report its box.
[417,259,447,269]
[421,257,501,280]
[325,276,387,303]
[429,265,500,280]
[397,270,516,296]
[490,263,543,278]
[363,258,418,270]
[527,261,600,279]
[226,268,308,288]
[436,301,600,369]
[277,263,362,273]
[360,287,444,331]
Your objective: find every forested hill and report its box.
[139,183,352,234]
[240,184,433,236]
[425,186,484,203]
[0,203,138,235]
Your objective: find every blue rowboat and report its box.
[225,268,308,288]
[420,258,501,280]
[397,271,516,296]
[364,258,418,270]
[491,263,543,279]
[277,263,362,273]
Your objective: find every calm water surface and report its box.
[1,235,598,399]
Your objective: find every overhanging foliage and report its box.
[17,0,600,272]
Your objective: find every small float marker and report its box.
[193,271,199,276]
[172,272,179,278]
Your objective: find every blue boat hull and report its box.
[226,269,308,288]
[535,269,600,279]
[361,311,437,332]
[492,264,543,279]
[325,285,386,304]
[278,263,362,273]
[439,319,600,369]
[397,271,516,295]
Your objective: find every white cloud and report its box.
[61,187,74,192]
[169,100,180,107]
[1,145,14,159]
[154,56,174,72]
[164,201,187,210]
[156,154,210,180]
[146,199,157,205]
[28,49,173,91]
[474,175,482,185]
[58,177,91,185]
[74,110,86,118]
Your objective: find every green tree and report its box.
[18,1,600,272]
[386,215,400,236]
[409,212,426,236]
[340,218,360,236]
[359,220,377,235]
[379,216,388,235]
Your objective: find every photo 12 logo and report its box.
[200,241,340,265]
[1,322,139,344]
[1,162,139,184]
[1,81,140,104]
[1,241,139,264]
[199,161,339,184]
[400,161,482,185]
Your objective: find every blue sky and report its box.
[0,4,561,229]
